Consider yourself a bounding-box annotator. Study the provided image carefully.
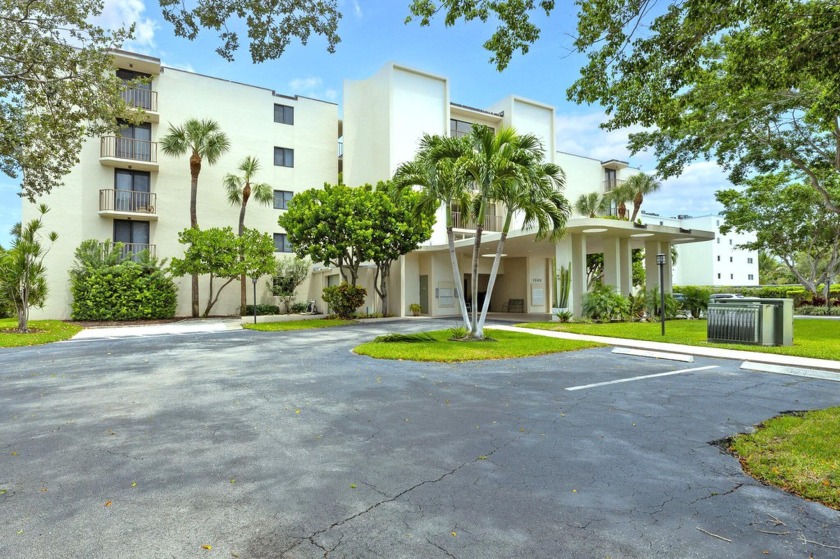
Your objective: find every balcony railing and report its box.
[121,87,158,112]
[451,211,503,232]
[106,242,156,260]
[101,136,158,163]
[99,189,156,214]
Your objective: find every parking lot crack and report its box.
[426,537,458,558]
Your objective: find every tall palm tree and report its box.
[393,134,472,328]
[575,192,606,218]
[160,118,230,317]
[224,156,273,315]
[456,125,532,331]
[626,172,661,222]
[475,143,569,338]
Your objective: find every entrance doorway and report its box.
[419,275,429,314]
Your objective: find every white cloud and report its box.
[98,0,158,49]
[353,0,363,18]
[288,77,337,101]
[555,111,731,218]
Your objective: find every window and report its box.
[729,239,733,245]
[730,274,734,280]
[274,233,292,252]
[717,238,720,244]
[717,273,721,279]
[117,69,153,110]
[717,255,720,262]
[274,147,294,167]
[274,104,294,125]
[115,119,152,160]
[450,119,474,138]
[114,220,150,259]
[730,256,733,262]
[274,190,294,210]
[716,219,720,226]
[748,274,755,280]
[114,169,151,211]
[747,257,754,264]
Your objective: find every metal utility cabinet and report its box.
[707,298,794,346]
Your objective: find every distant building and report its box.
[640,213,759,286]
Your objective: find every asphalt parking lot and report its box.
[1,319,839,558]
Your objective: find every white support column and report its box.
[554,236,572,309]
[399,255,406,317]
[663,241,673,293]
[571,234,587,316]
[645,241,660,293]
[619,237,633,296]
[602,236,621,292]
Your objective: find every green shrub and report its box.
[681,285,712,318]
[290,302,308,313]
[795,305,840,316]
[582,284,630,322]
[245,304,280,316]
[70,240,177,321]
[322,283,366,319]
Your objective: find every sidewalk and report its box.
[70,318,242,340]
[491,324,840,373]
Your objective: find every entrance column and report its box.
[663,241,673,293]
[619,237,633,296]
[644,241,661,293]
[571,233,587,316]
[602,236,621,292]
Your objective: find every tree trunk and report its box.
[630,192,643,222]
[238,185,250,315]
[446,223,471,329]
[470,202,486,333]
[189,152,202,317]
[618,201,627,220]
[475,216,512,337]
[379,265,389,315]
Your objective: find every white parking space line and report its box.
[565,365,720,391]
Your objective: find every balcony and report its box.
[99,189,158,220]
[451,211,503,232]
[100,136,158,171]
[121,87,159,122]
[603,178,626,192]
[105,242,157,260]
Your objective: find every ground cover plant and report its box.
[354,328,601,362]
[517,319,840,361]
[729,407,840,510]
[243,319,356,332]
[0,319,82,347]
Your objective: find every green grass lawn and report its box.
[0,319,83,347]
[354,328,602,362]
[244,318,357,332]
[729,407,840,510]
[517,319,840,361]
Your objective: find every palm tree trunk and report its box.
[238,192,249,315]
[189,153,202,317]
[475,214,512,337]
[630,192,643,222]
[446,225,471,329]
[470,201,486,333]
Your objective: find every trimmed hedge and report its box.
[244,304,281,316]
[71,262,177,320]
[675,284,840,307]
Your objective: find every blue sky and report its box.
[0,0,729,248]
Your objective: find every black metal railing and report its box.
[100,136,158,163]
[99,189,156,214]
[121,87,158,112]
[106,242,156,260]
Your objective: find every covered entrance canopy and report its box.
[409,218,714,317]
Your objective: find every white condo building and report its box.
[24,54,715,320]
[640,213,759,287]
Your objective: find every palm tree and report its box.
[393,134,472,328]
[475,141,569,337]
[575,192,606,218]
[160,118,230,317]
[224,156,273,315]
[625,172,661,222]
[605,182,634,220]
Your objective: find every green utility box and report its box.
[707,298,793,346]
